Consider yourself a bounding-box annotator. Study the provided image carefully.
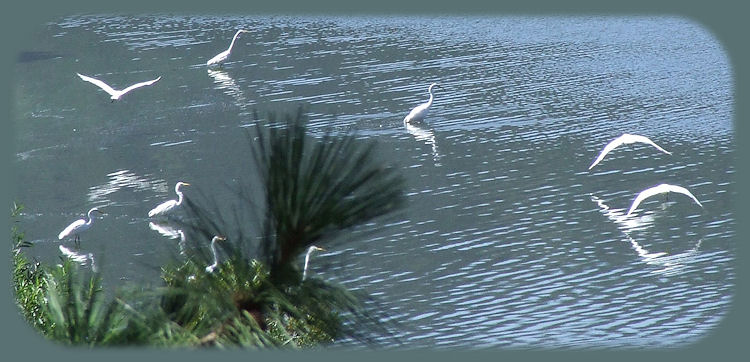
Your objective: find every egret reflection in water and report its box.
[148,221,187,255]
[207,68,251,112]
[12,15,734,348]
[591,195,703,276]
[405,120,440,164]
[59,244,97,271]
[590,194,655,233]
[625,234,703,276]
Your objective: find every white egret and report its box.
[206,29,250,67]
[403,83,443,124]
[626,183,704,216]
[205,235,227,273]
[302,245,326,281]
[148,182,190,218]
[76,73,161,101]
[58,207,104,245]
[588,133,671,170]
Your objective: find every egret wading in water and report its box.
[626,183,704,216]
[302,245,326,281]
[58,207,104,247]
[404,83,443,124]
[588,133,671,170]
[76,73,161,102]
[148,182,190,218]
[206,29,250,67]
[205,235,227,273]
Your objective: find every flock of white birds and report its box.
[55,28,703,275]
[588,133,704,216]
[56,30,335,276]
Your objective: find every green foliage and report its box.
[11,108,406,348]
[11,202,50,333]
[253,107,406,285]
[43,259,139,345]
[159,249,336,348]
[168,108,406,348]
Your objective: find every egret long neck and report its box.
[86,210,97,225]
[210,239,219,264]
[426,86,436,107]
[175,184,184,205]
[227,31,243,52]
[303,252,312,280]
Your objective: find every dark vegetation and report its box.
[11,109,406,348]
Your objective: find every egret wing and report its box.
[58,219,86,239]
[589,135,627,170]
[120,76,161,94]
[632,134,672,155]
[626,184,668,216]
[77,73,117,95]
[207,50,229,65]
[148,199,177,217]
[404,102,429,123]
[665,185,704,208]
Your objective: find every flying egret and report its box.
[626,183,704,216]
[588,133,671,170]
[302,245,326,281]
[76,73,161,101]
[403,83,443,124]
[58,207,104,246]
[148,182,190,218]
[206,29,250,67]
[205,235,227,273]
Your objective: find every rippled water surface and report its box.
[12,15,735,349]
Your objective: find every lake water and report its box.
[12,14,735,349]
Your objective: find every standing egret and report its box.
[403,83,443,124]
[588,133,671,170]
[58,207,104,246]
[76,73,161,101]
[626,183,704,216]
[206,29,250,67]
[205,235,227,273]
[302,245,326,281]
[148,182,190,218]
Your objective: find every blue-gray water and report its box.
[12,15,735,349]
